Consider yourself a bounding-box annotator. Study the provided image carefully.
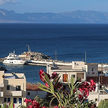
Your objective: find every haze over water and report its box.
[0,24,108,83]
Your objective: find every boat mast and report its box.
[27,45,31,52]
[55,50,57,60]
[85,51,87,63]
[13,50,15,54]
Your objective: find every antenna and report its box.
[85,51,87,63]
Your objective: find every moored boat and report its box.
[3,52,26,65]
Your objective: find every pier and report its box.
[27,60,73,66]
[0,58,4,62]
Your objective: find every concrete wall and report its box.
[26,91,47,99]
[87,64,98,76]
[72,61,86,70]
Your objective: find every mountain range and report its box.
[0,9,108,23]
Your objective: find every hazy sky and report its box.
[0,0,107,13]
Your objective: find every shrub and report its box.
[98,100,108,108]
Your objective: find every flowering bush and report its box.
[38,69,96,108]
[24,98,46,108]
[25,69,96,108]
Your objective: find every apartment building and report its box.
[0,69,26,108]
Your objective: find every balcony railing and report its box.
[0,83,4,87]
[11,91,22,96]
[0,92,3,97]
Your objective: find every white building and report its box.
[88,83,108,106]
[47,61,87,83]
[0,69,26,108]
[86,63,98,76]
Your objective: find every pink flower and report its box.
[39,69,50,83]
[73,89,76,93]
[39,69,45,82]
[27,105,33,108]
[78,94,83,100]
[24,99,32,104]
[32,100,39,106]
[45,83,49,88]
[90,80,96,86]
[54,106,58,108]
[90,79,96,91]
[24,99,41,108]
[79,88,83,93]
[52,72,58,79]
[41,107,47,108]
[79,80,96,99]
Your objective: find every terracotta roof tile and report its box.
[26,83,41,91]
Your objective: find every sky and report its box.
[0,0,107,13]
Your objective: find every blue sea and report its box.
[0,23,108,83]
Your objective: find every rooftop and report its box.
[51,65,86,71]
[4,73,25,79]
[26,83,40,91]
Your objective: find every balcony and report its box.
[0,83,4,87]
[11,91,22,96]
[0,92,3,97]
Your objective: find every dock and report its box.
[0,58,4,62]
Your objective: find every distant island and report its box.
[0,9,108,23]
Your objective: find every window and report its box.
[92,68,94,71]
[19,98,22,104]
[4,98,6,102]
[27,92,30,96]
[71,75,75,78]
[7,85,10,90]
[71,75,75,81]
[95,98,97,101]
[63,74,68,82]
[77,73,84,81]
[8,98,10,102]
[13,98,17,103]
[16,86,21,91]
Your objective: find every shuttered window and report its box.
[63,74,68,82]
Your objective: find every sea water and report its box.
[0,23,108,83]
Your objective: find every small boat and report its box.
[3,52,26,65]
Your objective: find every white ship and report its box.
[3,52,26,65]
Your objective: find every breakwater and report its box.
[0,58,4,62]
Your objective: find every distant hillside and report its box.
[0,9,108,23]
